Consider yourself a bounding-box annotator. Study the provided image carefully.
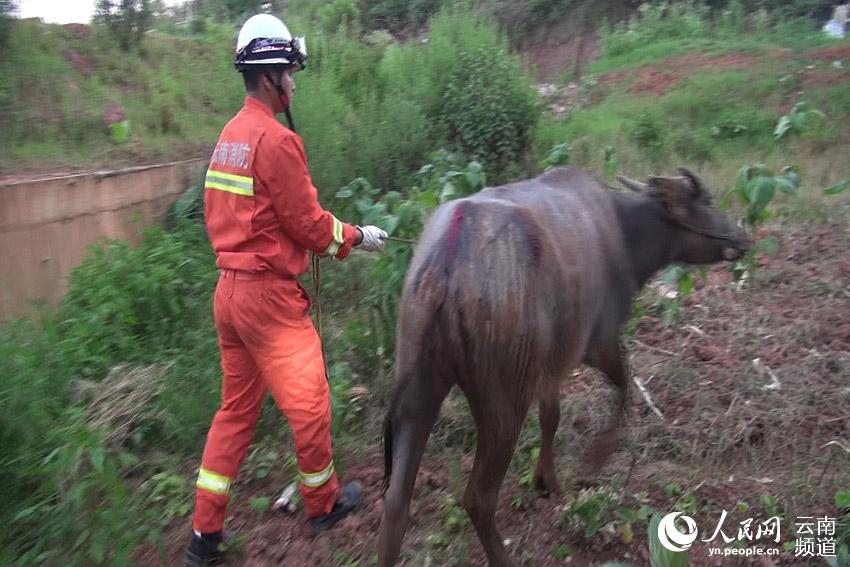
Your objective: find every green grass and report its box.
[0,21,243,172]
[589,10,850,76]
[537,40,850,185]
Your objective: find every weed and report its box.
[552,542,571,559]
[541,143,572,171]
[721,164,800,283]
[142,472,192,528]
[630,112,670,166]
[774,102,825,141]
[825,180,849,196]
[604,145,619,180]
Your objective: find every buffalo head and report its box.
[619,168,751,264]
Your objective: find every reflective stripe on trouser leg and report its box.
[300,460,335,488]
[197,467,232,495]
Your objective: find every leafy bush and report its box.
[439,47,539,174]
[360,0,448,33]
[320,0,361,34]
[541,142,572,170]
[332,150,486,362]
[630,111,671,165]
[601,3,709,58]
[57,223,216,379]
[0,0,15,48]
[93,0,152,51]
[722,164,800,282]
[774,101,825,141]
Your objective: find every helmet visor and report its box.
[235,36,307,70]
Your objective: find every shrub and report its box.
[629,111,670,165]
[56,222,216,379]
[320,0,361,34]
[93,0,153,51]
[0,0,15,48]
[601,2,709,58]
[439,47,539,174]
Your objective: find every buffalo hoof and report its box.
[533,467,561,497]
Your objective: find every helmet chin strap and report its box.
[265,71,297,132]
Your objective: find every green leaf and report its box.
[616,507,639,523]
[747,176,775,212]
[780,166,801,188]
[663,266,686,285]
[604,145,619,180]
[754,235,779,257]
[552,543,571,559]
[89,447,105,473]
[773,115,792,140]
[677,272,694,296]
[249,496,271,513]
[774,176,798,197]
[836,490,850,509]
[439,181,457,203]
[378,214,399,236]
[382,191,403,209]
[825,180,849,195]
[90,533,106,563]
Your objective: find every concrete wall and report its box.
[0,159,207,320]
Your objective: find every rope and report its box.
[310,236,416,383]
[385,236,418,244]
[311,252,329,382]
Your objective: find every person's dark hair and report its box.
[241,64,291,92]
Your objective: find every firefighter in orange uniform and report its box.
[185,14,387,567]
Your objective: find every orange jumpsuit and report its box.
[193,96,358,534]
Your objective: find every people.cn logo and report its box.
[657,512,699,552]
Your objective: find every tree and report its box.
[93,0,153,51]
[0,0,16,49]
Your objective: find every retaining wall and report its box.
[0,159,207,320]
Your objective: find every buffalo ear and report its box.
[648,175,691,221]
[677,167,706,198]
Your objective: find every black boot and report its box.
[184,531,223,567]
[307,481,364,536]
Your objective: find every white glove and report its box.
[356,225,388,252]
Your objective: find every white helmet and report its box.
[234,14,307,71]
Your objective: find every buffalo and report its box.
[378,166,750,566]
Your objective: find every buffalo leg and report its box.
[585,339,629,470]
[378,375,451,567]
[533,377,561,496]
[463,393,533,567]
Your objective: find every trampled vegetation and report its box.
[1,1,849,565]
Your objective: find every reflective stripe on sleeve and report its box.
[322,216,345,257]
[300,461,335,488]
[205,169,254,196]
[196,467,232,495]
